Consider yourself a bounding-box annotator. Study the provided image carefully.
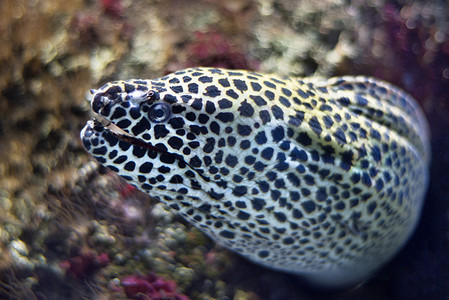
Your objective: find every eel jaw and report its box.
[82,118,167,154]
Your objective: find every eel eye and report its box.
[149,102,171,123]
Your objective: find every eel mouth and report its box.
[92,117,167,154]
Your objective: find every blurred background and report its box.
[0,0,448,299]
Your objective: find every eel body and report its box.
[81,67,430,287]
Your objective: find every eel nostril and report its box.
[92,93,106,113]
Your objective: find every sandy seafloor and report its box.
[0,0,448,299]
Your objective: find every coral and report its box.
[117,273,189,300]
[59,250,109,280]
[185,30,258,70]
[101,0,124,18]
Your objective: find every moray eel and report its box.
[80,67,430,287]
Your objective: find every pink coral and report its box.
[119,273,189,300]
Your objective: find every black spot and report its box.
[279,96,291,107]
[216,112,234,123]
[316,188,327,201]
[271,126,285,142]
[263,80,276,89]
[208,189,224,200]
[251,198,266,211]
[245,155,256,164]
[290,147,307,161]
[132,146,146,158]
[236,200,246,208]
[124,83,135,93]
[308,117,322,136]
[227,136,236,146]
[198,113,210,124]
[362,172,372,187]
[296,87,309,98]
[119,140,131,151]
[271,105,284,120]
[154,124,169,139]
[203,138,215,153]
[226,89,239,99]
[181,95,191,103]
[274,179,285,188]
[116,119,131,129]
[188,83,198,93]
[131,118,150,136]
[170,85,183,93]
[218,78,230,87]
[205,101,216,114]
[204,86,221,97]
[333,128,347,144]
[250,95,267,106]
[287,172,301,186]
[367,202,377,214]
[114,155,127,164]
[296,132,312,146]
[237,124,252,136]
[237,210,250,220]
[168,117,185,129]
[251,82,262,91]
[274,212,286,222]
[233,79,248,92]
[238,100,255,117]
[218,99,232,109]
[356,94,368,106]
[304,175,315,185]
[160,153,176,164]
[168,136,184,150]
[370,128,381,141]
[320,104,333,112]
[240,140,251,149]
[302,201,316,213]
[323,115,334,129]
[233,186,248,196]
[186,112,196,121]
[225,154,238,168]
[258,250,269,258]
[371,145,382,162]
[210,121,220,134]
[265,90,275,100]
[158,166,170,173]
[198,76,213,83]
[350,173,361,184]
[261,147,274,160]
[93,146,107,155]
[254,161,266,171]
[191,98,203,110]
[189,156,202,167]
[338,97,350,106]
[108,149,118,159]
[255,131,267,145]
[124,161,136,171]
[283,237,294,245]
[219,230,235,239]
[281,87,292,97]
[259,110,271,124]
[375,178,384,191]
[129,107,141,120]
[340,150,353,171]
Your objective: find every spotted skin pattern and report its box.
[81,68,430,286]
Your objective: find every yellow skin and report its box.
[81,68,430,287]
